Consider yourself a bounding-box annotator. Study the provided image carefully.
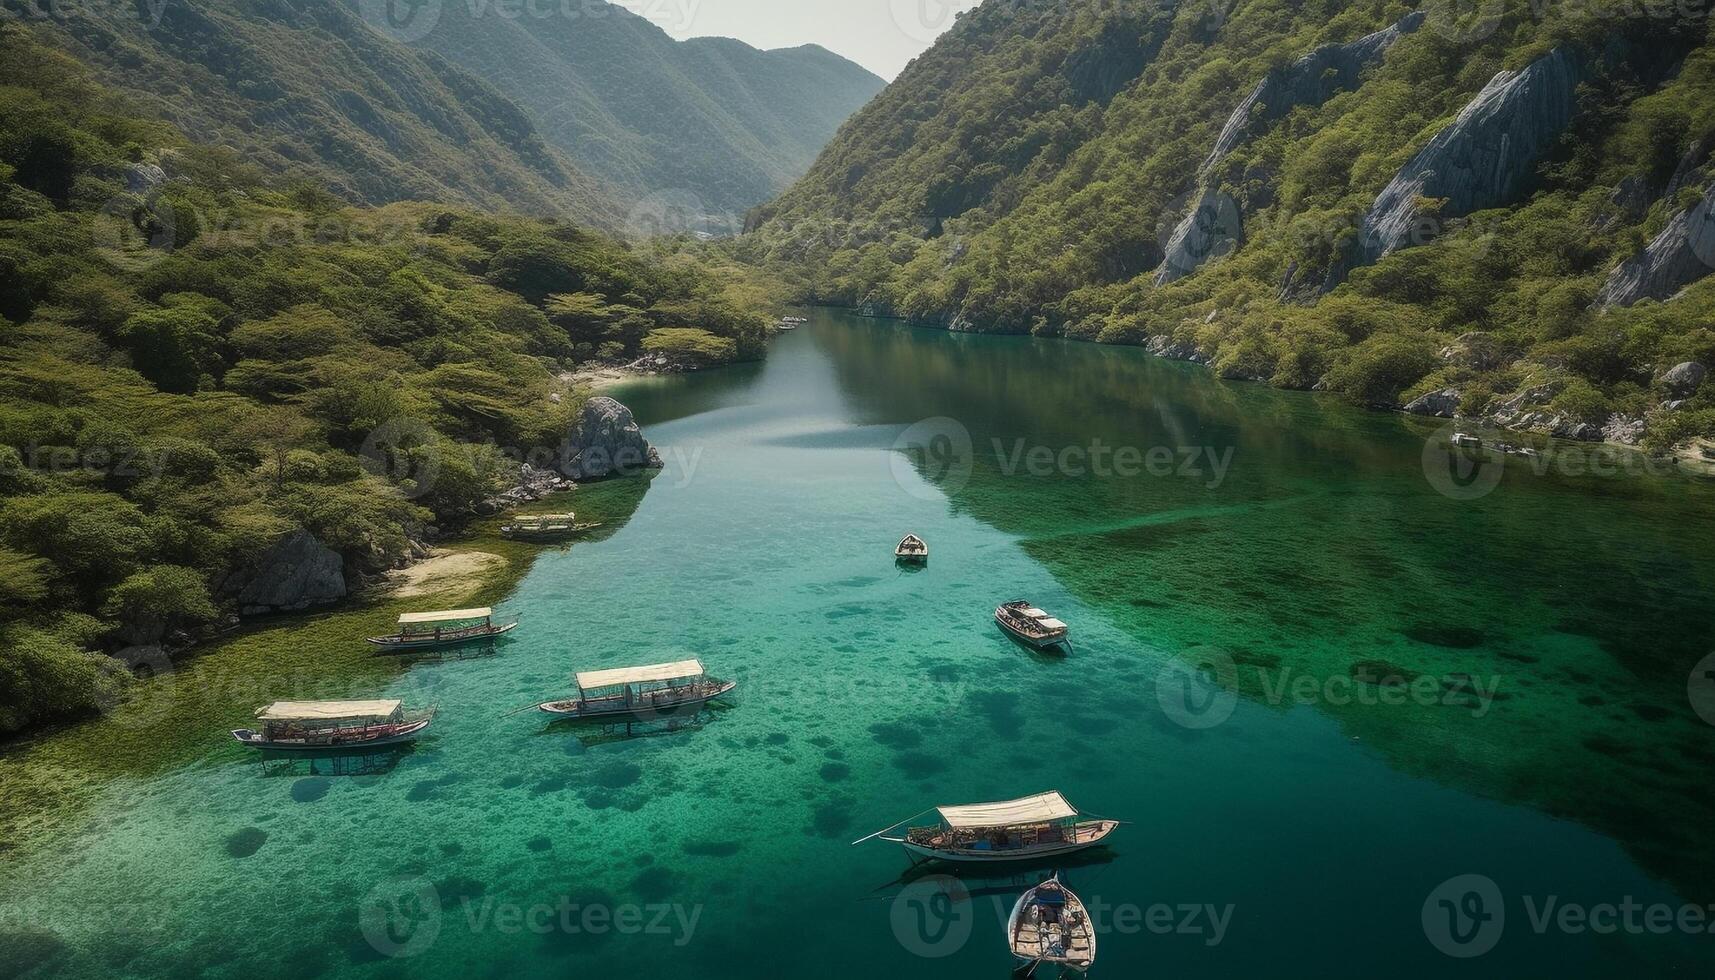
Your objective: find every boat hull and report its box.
[368,620,518,652]
[539,680,736,722]
[231,718,433,752]
[1008,876,1095,973]
[893,821,1118,864]
[995,616,1068,650]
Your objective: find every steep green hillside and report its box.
[3,0,611,218]
[0,25,768,736]
[746,0,1715,450]
[403,2,885,224]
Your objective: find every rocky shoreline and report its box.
[847,304,1710,472]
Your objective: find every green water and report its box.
[3,311,1714,977]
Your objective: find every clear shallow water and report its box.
[3,311,1714,977]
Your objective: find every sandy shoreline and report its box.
[384,550,509,601]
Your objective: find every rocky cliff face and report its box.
[1156,12,1424,286]
[559,397,664,480]
[227,530,347,616]
[1328,48,1585,289]
[1595,181,1715,306]
[1202,12,1425,174]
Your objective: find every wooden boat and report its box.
[537,659,736,722]
[857,791,1120,864]
[1008,872,1096,974]
[996,600,1070,650]
[500,513,601,541]
[367,607,518,653]
[895,533,929,564]
[1452,432,1482,448]
[232,700,435,751]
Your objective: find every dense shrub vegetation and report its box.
[743,0,1715,446]
[0,26,769,736]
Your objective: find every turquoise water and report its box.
[3,311,1713,977]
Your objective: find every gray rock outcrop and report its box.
[1660,361,1707,397]
[125,163,167,194]
[1156,12,1424,286]
[559,396,663,480]
[1202,12,1425,173]
[1325,48,1585,291]
[230,530,347,615]
[1404,388,1461,417]
[1594,183,1715,307]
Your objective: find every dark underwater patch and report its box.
[290,777,331,803]
[224,827,268,858]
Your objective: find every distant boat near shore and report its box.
[996,600,1070,651]
[895,533,928,564]
[367,608,518,653]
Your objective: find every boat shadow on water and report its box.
[872,847,1119,898]
[252,745,416,778]
[538,701,732,747]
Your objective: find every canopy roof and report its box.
[398,608,492,625]
[1020,608,1050,619]
[1039,618,1069,631]
[938,791,1077,829]
[516,514,576,523]
[256,700,401,722]
[577,659,705,690]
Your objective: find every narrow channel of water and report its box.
[2,311,1711,978]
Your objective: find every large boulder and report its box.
[230,530,347,616]
[1403,388,1461,418]
[1659,361,1708,398]
[559,397,663,480]
[1325,48,1585,291]
[1595,186,1715,307]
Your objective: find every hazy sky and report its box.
[649,0,984,80]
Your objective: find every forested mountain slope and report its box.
[6,0,612,220]
[746,0,1715,450]
[410,2,886,225]
[0,25,768,736]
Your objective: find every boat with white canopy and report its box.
[501,513,601,541]
[231,700,435,751]
[895,533,928,564]
[855,791,1120,863]
[537,659,736,722]
[367,607,518,652]
[996,600,1070,650]
[1008,871,1096,974]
